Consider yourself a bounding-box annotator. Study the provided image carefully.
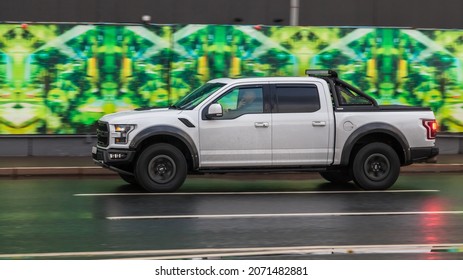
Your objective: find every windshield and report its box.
[173,83,225,110]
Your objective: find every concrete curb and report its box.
[0,164,462,178]
[0,166,116,177]
[401,164,463,173]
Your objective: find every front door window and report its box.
[217,87,264,119]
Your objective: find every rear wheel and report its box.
[351,142,400,190]
[319,169,352,184]
[135,143,187,192]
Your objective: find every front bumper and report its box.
[409,147,439,163]
[92,146,136,165]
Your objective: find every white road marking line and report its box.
[74,189,439,196]
[1,243,462,259]
[107,210,463,220]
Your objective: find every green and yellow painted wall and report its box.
[1,23,462,134]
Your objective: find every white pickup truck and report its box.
[92,70,439,192]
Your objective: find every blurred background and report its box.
[0,0,462,155]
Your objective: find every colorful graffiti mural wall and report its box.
[0,23,462,134]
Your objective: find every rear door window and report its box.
[274,85,320,113]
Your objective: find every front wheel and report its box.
[135,143,187,192]
[351,142,400,190]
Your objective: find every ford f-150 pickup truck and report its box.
[92,70,439,192]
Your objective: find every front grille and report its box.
[96,121,109,147]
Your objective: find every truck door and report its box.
[199,85,272,167]
[271,82,332,166]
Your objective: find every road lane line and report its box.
[120,243,463,260]
[1,243,462,259]
[107,210,463,220]
[74,190,439,196]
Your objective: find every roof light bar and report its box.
[305,69,338,78]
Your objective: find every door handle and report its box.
[312,121,326,127]
[255,122,269,128]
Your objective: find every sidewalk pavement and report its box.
[0,154,462,178]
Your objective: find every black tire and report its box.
[351,142,400,190]
[319,169,352,184]
[119,173,138,185]
[135,143,187,192]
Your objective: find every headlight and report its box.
[112,124,136,144]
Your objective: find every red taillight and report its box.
[422,119,438,140]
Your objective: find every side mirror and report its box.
[206,103,223,119]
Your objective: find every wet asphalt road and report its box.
[1,174,463,259]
